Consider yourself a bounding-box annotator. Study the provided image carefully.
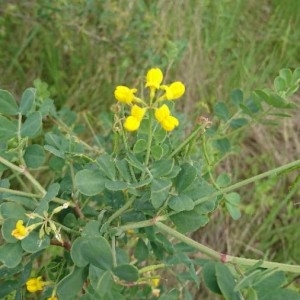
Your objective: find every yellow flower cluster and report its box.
[114,68,185,132]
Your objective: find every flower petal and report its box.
[161,116,179,131]
[154,104,170,123]
[114,86,137,104]
[124,116,141,131]
[131,105,146,122]
[163,81,185,100]
[145,68,163,89]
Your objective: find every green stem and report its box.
[155,222,300,273]
[202,135,220,190]
[112,235,117,267]
[112,215,168,233]
[120,107,137,183]
[52,221,80,235]
[82,111,102,148]
[17,113,26,166]
[156,222,220,260]
[0,185,74,207]
[0,187,39,198]
[193,158,300,206]
[138,264,166,274]
[106,197,135,226]
[168,124,203,158]
[0,155,46,195]
[144,111,154,168]
[112,159,300,232]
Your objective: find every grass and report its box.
[1,0,300,298]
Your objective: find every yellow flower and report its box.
[151,278,160,288]
[11,220,29,240]
[155,104,179,131]
[124,105,146,131]
[114,86,137,104]
[124,116,141,131]
[145,68,163,90]
[161,81,185,100]
[26,276,46,293]
[131,105,146,121]
[47,296,58,300]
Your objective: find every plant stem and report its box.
[144,111,154,167]
[113,159,300,232]
[138,264,166,274]
[0,155,46,195]
[155,222,300,274]
[0,187,39,198]
[168,124,203,158]
[156,221,220,260]
[193,158,300,206]
[106,197,135,226]
[202,134,220,190]
[112,235,117,267]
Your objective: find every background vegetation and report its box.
[1,0,299,299]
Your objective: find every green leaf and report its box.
[113,264,139,282]
[151,144,164,160]
[0,90,18,115]
[75,169,106,196]
[230,89,244,106]
[259,289,300,300]
[202,262,222,295]
[115,159,131,181]
[42,182,60,202]
[1,218,22,243]
[170,205,209,233]
[80,236,113,270]
[89,267,113,297]
[225,202,241,220]
[216,173,231,187]
[174,163,197,193]
[254,271,287,299]
[21,231,50,253]
[24,144,45,168]
[19,88,36,115]
[225,192,240,205]
[0,280,19,299]
[168,195,194,212]
[214,102,230,121]
[21,111,42,137]
[105,180,128,191]
[126,152,145,172]
[274,77,286,93]
[0,202,26,219]
[0,116,17,141]
[71,237,89,267]
[213,138,231,154]
[253,90,288,108]
[215,263,242,300]
[97,154,116,180]
[230,118,248,129]
[133,139,147,153]
[225,192,241,220]
[57,266,88,300]
[0,242,23,268]
[150,178,171,209]
[150,159,175,178]
[279,68,293,83]
[44,145,65,158]
[134,238,149,261]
